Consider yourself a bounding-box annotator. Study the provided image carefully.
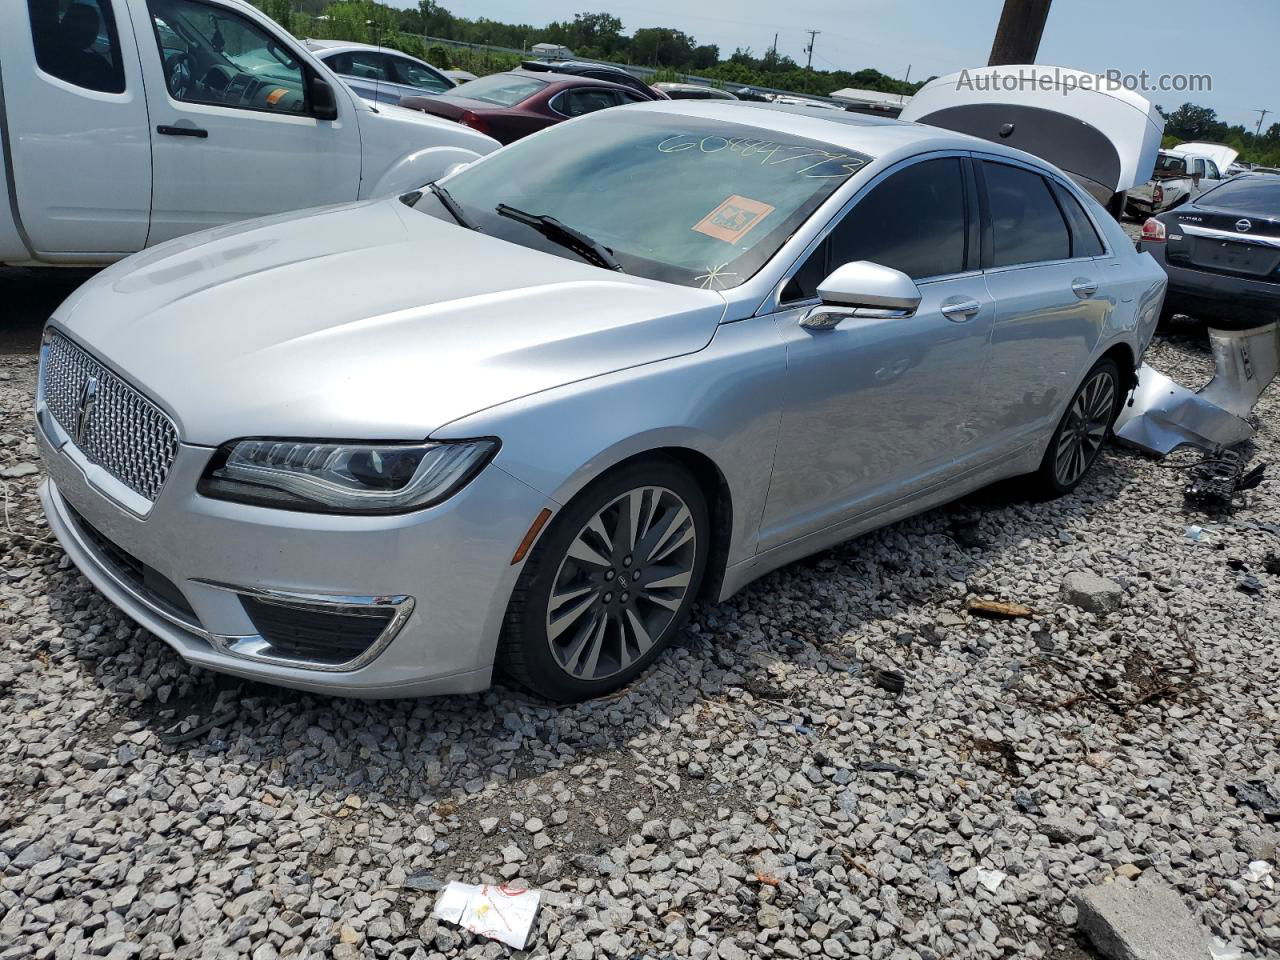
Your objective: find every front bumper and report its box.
[37,413,553,698]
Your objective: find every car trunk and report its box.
[1167,212,1280,280]
[403,96,477,122]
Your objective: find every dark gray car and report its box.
[1136,175,1280,327]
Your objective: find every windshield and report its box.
[413,111,871,289]
[452,73,547,106]
[1197,177,1280,216]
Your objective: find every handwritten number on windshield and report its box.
[656,135,868,179]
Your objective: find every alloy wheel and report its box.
[1054,369,1116,487]
[545,485,697,681]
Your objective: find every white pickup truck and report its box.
[1125,142,1239,218]
[0,0,498,267]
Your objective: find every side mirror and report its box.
[310,75,338,121]
[802,261,921,329]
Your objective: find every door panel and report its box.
[3,0,151,254]
[759,154,992,550]
[760,275,993,550]
[979,262,1108,458]
[974,159,1111,459]
[132,0,361,245]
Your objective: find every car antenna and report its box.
[369,17,383,110]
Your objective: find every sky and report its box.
[396,0,1278,130]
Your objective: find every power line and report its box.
[1255,109,1272,138]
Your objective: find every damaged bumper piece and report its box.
[1114,322,1279,456]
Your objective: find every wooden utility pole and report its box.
[988,0,1053,66]
[804,29,820,70]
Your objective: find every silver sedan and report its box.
[36,102,1167,702]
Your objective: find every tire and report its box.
[498,458,710,702]
[1032,358,1123,498]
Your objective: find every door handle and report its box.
[1072,278,1098,298]
[157,125,208,138]
[939,297,981,322]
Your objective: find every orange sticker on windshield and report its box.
[692,195,776,244]
[266,88,288,105]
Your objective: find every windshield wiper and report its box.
[429,181,478,231]
[495,204,623,271]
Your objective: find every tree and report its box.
[631,27,695,68]
[569,13,624,56]
[1163,103,1227,143]
[691,44,719,70]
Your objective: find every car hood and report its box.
[53,199,725,446]
[1172,142,1240,172]
[356,98,500,150]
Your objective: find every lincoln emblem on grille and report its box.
[74,376,99,445]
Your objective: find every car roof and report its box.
[306,40,423,60]
[626,99,1072,171]
[656,82,726,91]
[474,69,638,92]
[524,59,633,75]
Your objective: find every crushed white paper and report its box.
[1243,860,1274,885]
[432,881,541,949]
[975,868,1006,892]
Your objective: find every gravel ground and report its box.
[2,283,1279,960]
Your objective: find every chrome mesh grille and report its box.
[42,332,179,502]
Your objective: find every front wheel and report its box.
[498,459,709,702]
[1033,358,1122,498]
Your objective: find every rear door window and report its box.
[1051,183,1106,258]
[828,157,969,280]
[556,88,622,117]
[334,50,391,82]
[983,161,1071,267]
[28,0,126,93]
[389,56,451,93]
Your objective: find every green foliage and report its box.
[261,0,925,98]
[1158,102,1280,168]
[427,44,454,69]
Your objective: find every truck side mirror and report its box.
[311,76,339,121]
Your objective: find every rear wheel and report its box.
[1033,358,1122,498]
[499,459,709,702]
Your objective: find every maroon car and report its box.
[398,70,651,145]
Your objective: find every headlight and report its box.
[198,438,498,514]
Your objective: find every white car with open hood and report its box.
[0,0,498,267]
[1126,142,1240,218]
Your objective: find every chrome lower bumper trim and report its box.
[192,580,415,673]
